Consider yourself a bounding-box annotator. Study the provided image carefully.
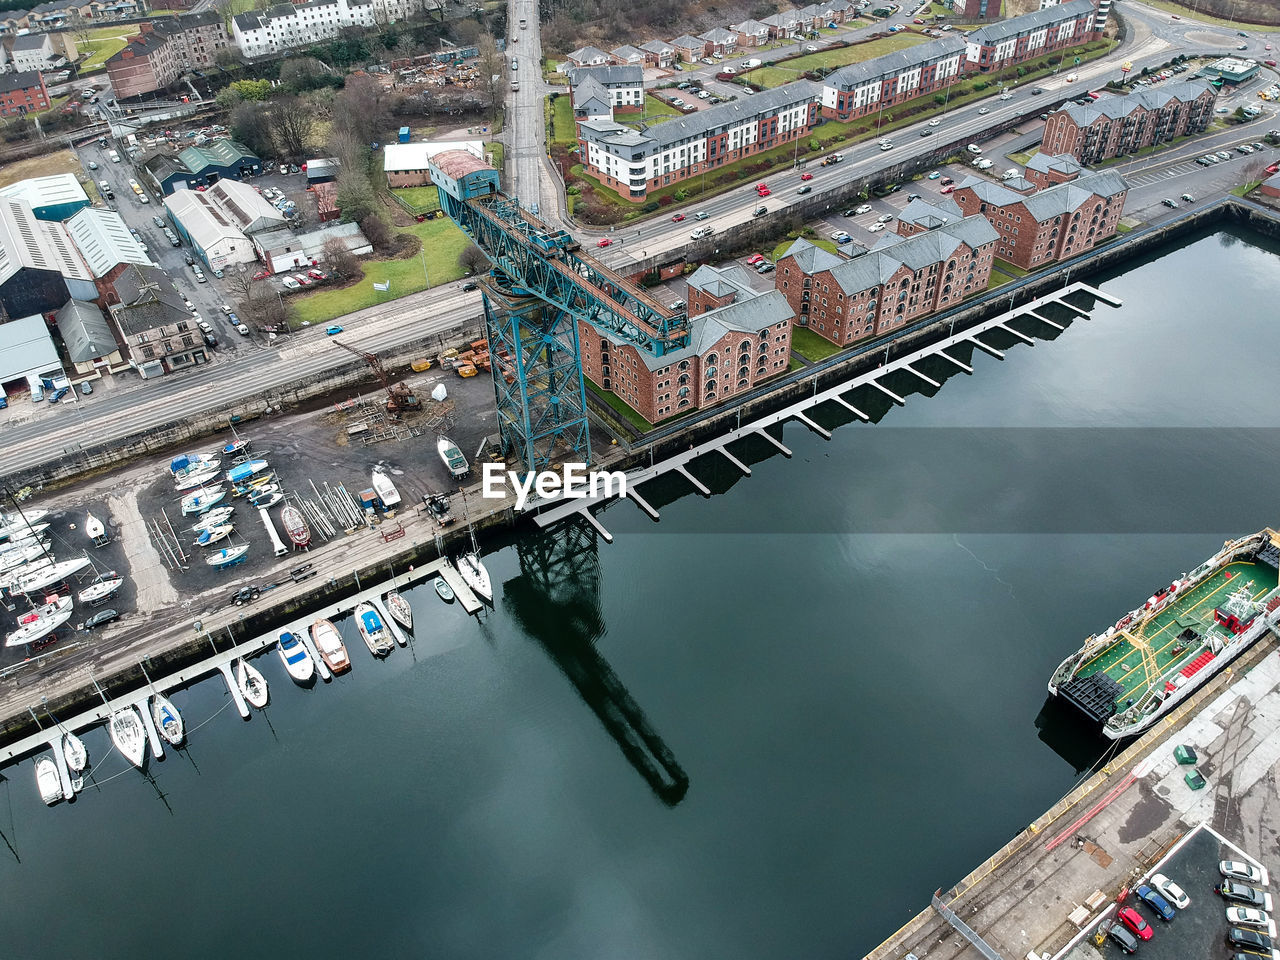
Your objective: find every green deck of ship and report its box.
[1078,561,1278,703]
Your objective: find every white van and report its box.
[690,225,715,240]
[974,158,993,170]
[966,144,982,155]
[108,149,121,162]
[1002,168,1020,180]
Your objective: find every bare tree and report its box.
[332,75,390,146]
[268,96,313,160]
[458,244,489,275]
[323,237,360,278]
[475,34,506,126]
[360,214,395,254]
[228,264,258,304]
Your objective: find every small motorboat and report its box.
[456,553,492,603]
[248,483,280,500]
[6,595,73,647]
[236,658,269,709]
[181,485,226,516]
[174,466,221,492]
[437,436,469,479]
[194,524,234,547]
[251,492,283,509]
[35,756,62,805]
[310,618,351,674]
[276,630,315,683]
[222,437,249,457]
[434,577,455,603]
[355,601,394,657]
[226,460,270,484]
[62,731,88,773]
[78,574,123,605]
[151,694,184,746]
[206,544,249,569]
[191,506,235,532]
[385,591,413,630]
[109,706,147,769]
[281,504,310,549]
[371,468,402,508]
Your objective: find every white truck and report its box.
[742,58,762,68]
[690,225,715,240]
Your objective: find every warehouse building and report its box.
[0,174,90,222]
[163,188,258,271]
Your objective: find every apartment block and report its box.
[1041,82,1216,164]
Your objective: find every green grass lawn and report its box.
[788,356,805,371]
[624,95,684,126]
[391,184,443,212]
[79,36,128,71]
[548,95,576,147]
[290,217,470,325]
[751,34,928,89]
[586,376,654,432]
[791,326,845,361]
[994,258,1029,278]
[1231,180,1263,197]
[1136,0,1269,27]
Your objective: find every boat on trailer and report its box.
[174,466,221,492]
[109,706,147,769]
[226,460,270,484]
[371,468,402,508]
[192,506,235,532]
[1049,527,1280,740]
[14,557,92,595]
[194,524,234,548]
[281,504,310,549]
[437,436,470,479]
[78,574,123,605]
[206,544,249,569]
[6,595,73,646]
[181,486,226,516]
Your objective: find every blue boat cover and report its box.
[226,461,266,483]
[360,610,382,631]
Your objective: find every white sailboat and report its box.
[194,524,234,547]
[35,756,62,805]
[84,513,106,544]
[174,466,221,492]
[13,556,92,595]
[62,731,88,773]
[206,544,249,568]
[0,540,49,572]
[371,468,402,508]
[151,695,184,747]
[109,706,147,769]
[5,595,73,647]
[236,658,269,709]
[385,591,413,630]
[0,508,49,537]
[0,523,49,549]
[456,553,492,603]
[78,574,123,605]
[191,506,235,532]
[181,485,226,516]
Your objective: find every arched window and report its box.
[739,339,752,353]
[758,341,769,354]
[678,399,690,408]
[677,373,689,386]
[706,352,718,366]
[678,360,690,371]
[677,385,690,397]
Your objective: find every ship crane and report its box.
[332,339,422,416]
[429,149,691,472]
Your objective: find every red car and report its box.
[671,213,686,222]
[913,17,924,23]
[745,253,765,265]
[800,172,814,181]
[757,187,771,197]
[1117,907,1152,941]
[1266,59,1277,66]
[756,182,768,191]
[940,184,955,193]
[253,269,270,280]
[597,237,612,248]
[308,269,328,280]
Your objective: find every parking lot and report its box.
[74,136,320,351]
[1078,824,1275,960]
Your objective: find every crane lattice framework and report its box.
[432,159,691,473]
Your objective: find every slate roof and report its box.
[700,27,737,44]
[628,290,793,371]
[670,35,706,50]
[641,39,674,54]
[579,81,817,153]
[779,237,844,274]
[1058,81,1214,126]
[11,33,48,51]
[611,44,644,61]
[731,19,769,34]
[567,45,609,63]
[686,262,759,301]
[0,70,43,94]
[111,263,190,336]
[568,64,642,88]
[897,195,962,228]
[825,35,965,91]
[967,0,1094,44]
[811,216,999,295]
[56,299,115,363]
[1025,152,1082,177]
[959,170,1128,222]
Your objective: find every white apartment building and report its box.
[232,0,426,57]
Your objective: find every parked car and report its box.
[755,262,775,274]
[82,608,120,631]
[1227,907,1276,936]
[1161,198,1178,208]
[279,163,289,174]
[281,276,301,290]
[876,214,894,223]
[1228,927,1275,956]
[47,386,70,403]
[1136,885,1175,921]
[745,253,766,265]
[198,320,214,334]
[308,269,328,281]
[1106,922,1139,955]
[87,160,98,170]
[152,215,166,228]
[596,237,613,248]
[1151,875,1190,910]
[1223,862,1270,887]
[80,381,92,396]
[227,312,239,324]
[868,222,886,232]
[1181,193,1194,202]
[253,269,270,280]
[854,204,873,214]
[1116,907,1152,941]
[941,184,956,193]
[292,273,312,286]
[184,253,196,266]
[1220,881,1274,911]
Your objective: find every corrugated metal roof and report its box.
[0,313,59,383]
[65,208,151,278]
[56,299,115,363]
[164,188,246,249]
[0,173,88,212]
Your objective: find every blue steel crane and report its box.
[430,150,690,473]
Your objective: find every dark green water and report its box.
[4,227,1280,959]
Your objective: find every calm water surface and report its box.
[4,228,1280,959]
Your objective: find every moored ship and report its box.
[1049,528,1280,740]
